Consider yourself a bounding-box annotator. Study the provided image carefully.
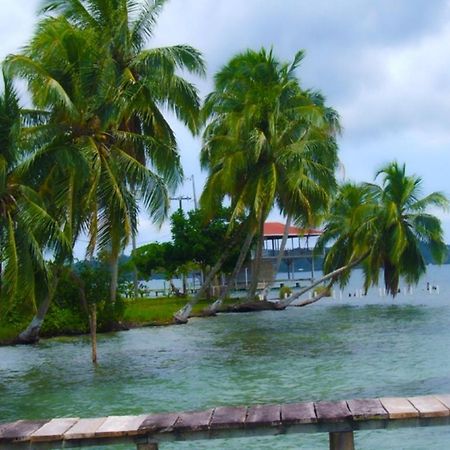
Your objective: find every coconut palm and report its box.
[38,0,205,299]
[7,0,204,308]
[281,162,448,307]
[174,49,339,323]
[0,71,68,326]
[201,49,338,298]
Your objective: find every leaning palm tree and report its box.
[0,72,69,336]
[279,162,448,308]
[174,49,339,322]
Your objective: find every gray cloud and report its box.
[1,0,450,243]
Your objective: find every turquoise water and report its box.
[1,266,450,449]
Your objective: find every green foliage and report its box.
[279,285,292,299]
[132,207,247,281]
[318,162,448,296]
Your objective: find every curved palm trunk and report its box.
[173,249,232,323]
[17,277,58,344]
[206,230,255,314]
[246,218,266,301]
[173,225,245,324]
[261,214,292,300]
[277,253,368,308]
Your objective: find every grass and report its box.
[123,296,239,326]
[0,322,25,343]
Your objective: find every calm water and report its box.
[1,266,450,449]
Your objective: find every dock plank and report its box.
[0,420,49,442]
[246,405,281,426]
[408,396,450,418]
[347,399,388,421]
[172,409,214,432]
[281,402,317,424]
[315,401,351,422]
[139,413,179,433]
[64,417,107,440]
[209,406,247,429]
[31,418,79,442]
[435,394,450,410]
[95,415,148,437]
[380,397,419,419]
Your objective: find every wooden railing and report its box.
[2,394,450,449]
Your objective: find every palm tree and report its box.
[280,162,448,307]
[0,72,69,336]
[7,0,204,335]
[38,0,205,301]
[201,49,338,298]
[174,49,339,323]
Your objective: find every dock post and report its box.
[329,431,355,450]
[137,443,158,449]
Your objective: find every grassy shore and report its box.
[123,296,238,326]
[0,296,240,344]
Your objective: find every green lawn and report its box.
[123,296,238,326]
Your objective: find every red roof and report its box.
[263,222,322,238]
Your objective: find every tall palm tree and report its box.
[7,0,204,311]
[281,162,448,307]
[174,49,339,323]
[201,49,338,299]
[0,72,68,326]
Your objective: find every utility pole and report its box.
[187,175,198,210]
[170,196,191,211]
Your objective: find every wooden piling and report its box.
[329,431,355,450]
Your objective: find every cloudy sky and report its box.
[2,0,450,251]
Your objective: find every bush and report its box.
[279,285,292,299]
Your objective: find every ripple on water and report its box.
[2,267,450,448]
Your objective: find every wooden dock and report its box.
[2,394,450,449]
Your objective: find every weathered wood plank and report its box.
[31,418,79,442]
[245,405,281,426]
[63,417,107,440]
[281,402,317,424]
[315,401,351,422]
[408,396,450,418]
[0,420,49,442]
[346,398,388,421]
[172,409,214,432]
[329,431,355,450]
[379,397,419,419]
[95,415,148,437]
[139,413,179,433]
[209,406,247,429]
[435,394,450,410]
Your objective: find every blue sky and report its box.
[2,0,450,253]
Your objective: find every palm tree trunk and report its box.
[17,277,58,344]
[277,253,368,308]
[173,225,245,324]
[132,232,139,299]
[206,230,255,314]
[110,251,119,305]
[247,217,265,301]
[261,214,292,300]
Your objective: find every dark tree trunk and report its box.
[17,277,58,344]
[247,218,265,301]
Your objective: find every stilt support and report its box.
[329,431,355,450]
[137,443,158,449]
